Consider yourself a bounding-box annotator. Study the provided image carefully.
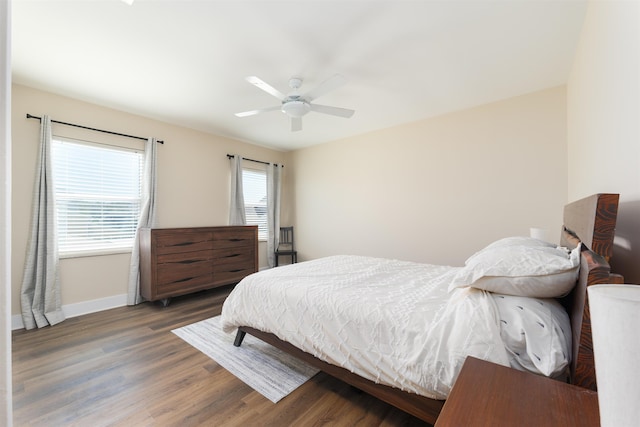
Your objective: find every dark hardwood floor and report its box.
[12,286,429,426]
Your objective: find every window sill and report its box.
[59,247,133,259]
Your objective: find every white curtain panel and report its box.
[127,137,158,305]
[266,164,282,268]
[229,155,246,225]
[20,115,65,329]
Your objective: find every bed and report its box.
[220,193,621,424]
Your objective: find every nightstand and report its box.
[435,356,599,427]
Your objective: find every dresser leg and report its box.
[160,298,171,307]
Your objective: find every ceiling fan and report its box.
[235,74,355,132]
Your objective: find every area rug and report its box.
[172,316,319,403]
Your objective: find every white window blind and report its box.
[52,138,144,254]
[242,168,267,240]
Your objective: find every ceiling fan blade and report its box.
[246,76,286,100]
[235,105,281,118]
[302,74,347,101]
[291,117,302,132]
[310,103,355,118]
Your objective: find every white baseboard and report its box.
[12,293,128,330]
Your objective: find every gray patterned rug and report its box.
[172,316,319,403]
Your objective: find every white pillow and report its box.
[479,236,557,251]
[448,242,580,298]
[492,293,571,377]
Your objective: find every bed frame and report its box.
[233,193,621,424]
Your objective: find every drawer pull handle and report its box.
[173,242,197,247]
[177,259,200,264]
[175,277,194,283]
[225,254,240,258]
[229,269,244,273]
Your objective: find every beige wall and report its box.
[291,87,568,267]
[11,84,289,316]
[567,0,640,283]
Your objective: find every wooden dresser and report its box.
[139,226,258,305]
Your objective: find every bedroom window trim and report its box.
[242,164,268,241]
[51,136,145,258]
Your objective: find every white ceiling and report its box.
[11,0,587,151]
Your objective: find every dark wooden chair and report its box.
[275,226,297,267]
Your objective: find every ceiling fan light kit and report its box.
[235,74,355,132]
[281,100,311,118]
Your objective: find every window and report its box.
[242,167,268,240]
[52,138,144,255]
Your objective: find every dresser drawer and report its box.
[154,231,213,255]
[155,273,214,299]
[157,257,212,285]
[157,250,213,265]
[213,228,256,249]
[212,261,256,286]
[212,246,255,266]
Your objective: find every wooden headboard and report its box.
[560,193,622,390]
[561,193,619,261]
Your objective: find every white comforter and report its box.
[220,255,510,399]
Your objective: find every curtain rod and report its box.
[26,114,164,144]
[227,154,283,167]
